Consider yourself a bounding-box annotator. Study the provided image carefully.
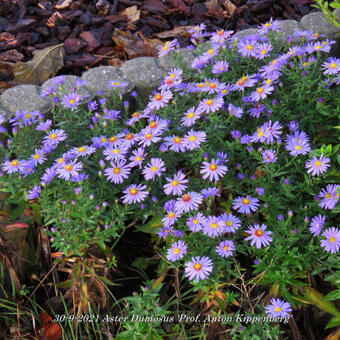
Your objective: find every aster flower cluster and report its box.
[1,17,339,298]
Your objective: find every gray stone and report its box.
[235,28,259,40]
[120,57,166,98]
[277,20,303,44]
[0,104,11,122]
[41,75,92,101]
[300,10,340,38]
[0,85,51,114]
[82,66,133,98]
[158,48,195,71]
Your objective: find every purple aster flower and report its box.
[142,158,166,181]
[180,107,201,127]
[184,256,213,282]
[240,134,251,144]
[148,90,173,110]
[285,131,311,156]
[128,148,146,169]
[233,74,258,92]
[320,227,340,253]
[198,96,224,114]
[61,93,81,111]
[201,187,220,199]
[87,100,98,111]
[257,18,281,35]
[136,128,162,148]
[122,184,149,204]
[27,185,41,199]
[163,171,188,196]
[216,240,235,258]
[322,57,340,75]
[306,154,330,176]
[36,119,52,131]
[158,39,178,57]
[102,143,129,162]
[200,159,228,182]
[309,214,326,236]
[219,213,241,233]
[250,84,274,102]
[248,103,268,119]
[232,195,259,214]
[56,160,83,180]
[262,149,277,164]
[163,135,186,153]
[313,41,331,53]
[202,215,225,238]
[231,130,242,139]
[29,149,47,166]
[43,129,66,146]
[256,187,265,196]
[245,224,273,248]
[107,80,129,89]
[104,159,131,184]
[261,120,282,144]
[166,241,187,261]
[2,159,25,174]
[41,168,56,185]
[175,191,203,213]
[288,120,299,132]
[185,213,206,232]
[318,184,339,210]
[102,109,120,120]
[71,145,96,157]
[237,37,260,57]
[20,161,36,177]
[158,226,174,239]
[265,298,292,318]
[255,43,273,59]
[162,200,181,227]
[182,130,206,151]
[212,60,229,74]
[228,103,243,118]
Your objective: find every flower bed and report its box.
[0,19,340,339]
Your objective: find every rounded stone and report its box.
[235,28,259,40]
[158,48,195,71]
[300,11,340,38]
[41,75,93,100]
[82,66,133,97]
[120,57,166,95]
[0,84,51,114]
[276,20,303,44]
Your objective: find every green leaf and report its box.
[134,214,162,234]
[326,316,340,329]
[323,290,340,302]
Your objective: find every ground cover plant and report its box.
[0,19,340,339]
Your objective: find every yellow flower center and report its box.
[208,49,214,55]
[193,263,202,271]
[255,229,264,237]
[113,149,119,154]
[110,136,117,143]
[223,245,229,251]
[168,212,175,218]
[326,193,332,199]
[171,180,178,187]
[266,79,272,84]
[113,81,120,86]
[132,111,140,118]
[209,83,217,89]
[261,49,267,55]
[193,219,198,224]
[11,160,18,166]
[126,133,134,140]
[174,136,181,144]
[129,188,138,195]
[25,114,31,119]
[78,146,85,153]
[173,248,180,254]
[315,161,321,167]
[145,133,153,140]
[197,83,205,88]
[58,158,64,164]
[187,112,194,119]
[101,138,107,142]
[211,223,218,229]
[257,87,264,94]
[210,164,217,171]
[149,121,158,129]
[303,62,309,67]
[313,33,319,38]
[33,154,40,160]
[226,220,232,226]
[264,22,270,27]
[162,45,168,51]
[151,166,158,172]
[50,134,57,140]
[329,237,335,243]
[330,63,337,69]
[295,145,301,150]
[314,45,321,50]
[114,167,121,174]
[274,306,281,312]
[65,164,73,171]
[206,99,214,106]
[218,30,224,36]
[154,94,162,101]
[189,135,196,142]
[135,156,141,161]
[246,45,253,51]
[69,99,75,104]
[182,194,191,202]
[242,198,250,205]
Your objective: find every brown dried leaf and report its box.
[112,29,162,59]
[55,0,72,10]
[13,44,65,85]
[153,25,195,39]
[46,12,65,28]
[222,0,237,16]
[107,58,123,67]
[121,5,141,24]
[205,0,221,12]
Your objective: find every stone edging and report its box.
[0,10,339,122]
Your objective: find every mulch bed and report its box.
[0,0,316,80]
